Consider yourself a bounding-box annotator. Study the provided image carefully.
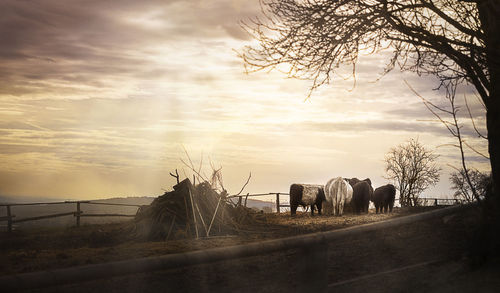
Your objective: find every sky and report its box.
[0,0,490,201]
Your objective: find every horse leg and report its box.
[339,194,345,216]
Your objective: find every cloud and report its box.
[0,0,491,199]
[293,120,451,136]
[0,0,259,100]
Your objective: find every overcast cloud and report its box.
[0,0,489,199]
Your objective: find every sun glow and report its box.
[0,0,489,200]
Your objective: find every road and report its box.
[29,207,500,292]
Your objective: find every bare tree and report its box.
[385,138,441,206]
[451,169,491,202]
[240,0,500,210]
[406,80,489,202]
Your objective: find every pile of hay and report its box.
[133,179,262,240]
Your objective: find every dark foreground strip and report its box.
[328,259,444,288]
[0,204,470,291]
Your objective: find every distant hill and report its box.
[91,196,274,212]
[244,198,274,211]
[0,194,274,209]
[89,196,156,206]
[0,195,73,204]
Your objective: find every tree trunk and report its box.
[482,1,500,205]
[477,0,500,262]
[487,101,500,201]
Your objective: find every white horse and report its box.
[324,177,353,216]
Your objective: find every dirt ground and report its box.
[0,207,425,275]
[1,206,499,292]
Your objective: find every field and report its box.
[1,205,499,292]
[0,207,402,274]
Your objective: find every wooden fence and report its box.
[0,194,466,232]
[0,201,143,232]
[228,192,290,213]
[229,192,465,213]
[0,194,287,232]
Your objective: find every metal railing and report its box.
[419,198,468,206]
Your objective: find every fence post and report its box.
[297,241,328,293]
[434,199,438,206]
[7,205,12,233]
[238,196,242,206]
[276,193,280,214]
[76,202,81,227]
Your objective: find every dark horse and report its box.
[372,184,396,213]
[289,184,325,216]
[350,179,373,214]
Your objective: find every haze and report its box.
[0,0,489,201]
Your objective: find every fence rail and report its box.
[12,212,77,224]
[80,213,136,217]
[0,204,471,292]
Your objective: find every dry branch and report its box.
[234,172,252,197]
[188,187,199,239]
[169,169,180,185]
[134,177,264,241]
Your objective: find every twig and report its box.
[207,196,223,236]
[234,172,252,196]
[447,163,462,172]
[406,79,482,202]
[198,150,203,175]
[464,94,487,139]
[169,169,180,184]
[157,205,185,221]
[244,193,249,207]
[182,145,195,170]
[463,140,490,159]
[219,200,226,233]
[181,146,210,184]
[181,158,209,183]
[166,215,176,241]
[183,196,190,235]
[181,167,189,180]
[194,201,208,237]
[188,188,199,239]
[210,165,224,192]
